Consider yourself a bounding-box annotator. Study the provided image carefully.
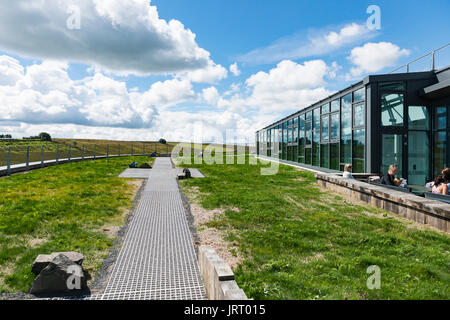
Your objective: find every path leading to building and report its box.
[93,157,206,300]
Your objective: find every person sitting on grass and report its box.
[432,171,450,195]
[380,165,401,186]
[342,164,354,179]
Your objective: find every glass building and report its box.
[256,66,450,186]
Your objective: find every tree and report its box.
[159,138,167,145]
[39,132,52,141]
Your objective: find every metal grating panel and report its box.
[96,158,206,300]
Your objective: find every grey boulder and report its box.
[31,251,84,275]
[29,254,87,295]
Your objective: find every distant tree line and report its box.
[0,134,12,139]
[22,132,52,141]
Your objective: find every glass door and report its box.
[408,106,431,185]
[408,131,430,185]
[381,133,404,179]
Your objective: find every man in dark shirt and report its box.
[380,165,400,186]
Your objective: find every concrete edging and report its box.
[198,246,248,300]
[315,172,450,233]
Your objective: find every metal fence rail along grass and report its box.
[0,140,174,175]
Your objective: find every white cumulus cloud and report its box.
[244,59,333,112]
[0,55,202,128]
[0,0,223,78]
[347,42,410,77]
[179,61,228,84]
[0,55,338,143]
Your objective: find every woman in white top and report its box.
[431,171,450,195]
[342,164,354,179]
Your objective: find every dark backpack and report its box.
[129,161,138,168]
[183,168,191,179]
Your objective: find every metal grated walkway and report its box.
[92,158,206,300]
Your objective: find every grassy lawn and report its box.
[0,156,152,293]
[178,154,450,300]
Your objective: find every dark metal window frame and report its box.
[258,83,367,172]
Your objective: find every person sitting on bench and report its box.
[426,167,450,189]
[380,165,401,187]
[432,171,450,195]
[342,164,354,179]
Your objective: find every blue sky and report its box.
[0,0,449,142]
[154,0,449,86]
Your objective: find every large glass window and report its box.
[331,99,340,112]
[408,106,429,130]
[305,148,312,165]
[313,131,320,167]
[330,143,339,170]
[321,103,330,114]
[293,124,298,143]
[434,107,447,130]
[381,93,404,126]
[261,130,266,156]
[331,113,339,140]
[306,111,312,120]
[299,115,305,163]
[278,125,282,158]
[305,121,312,145]
[434,131,447,178]
[321,144,329,168]
[433,107,447,178]
[272,129,276,156]
[408,131,430,185]
[256,132,260,155]
[353,88,365,102]
[287,146,293,161]
[352,129,365,173]
[354,103,365,127]
[381,134,403,178]
[340,94,352,168]
[321,116,329,141]
[407,106,431,185]
[282,122,287,160]
[288,127,292,143]
[313,108,321,130]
